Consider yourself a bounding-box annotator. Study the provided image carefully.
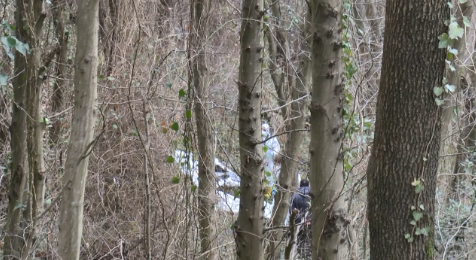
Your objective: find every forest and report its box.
[0,0,475,259]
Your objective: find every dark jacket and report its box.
[290,186,310,222]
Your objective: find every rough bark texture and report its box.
[191,0,217,259]
[3,0,28,258]
[309,1,349,259]
[235,0,265,259]
[57,0,99,258]
[366,0,448,259]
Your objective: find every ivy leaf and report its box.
[265,171,271,177]
[460,0,468,3]
[415,183,425,193]
[435,98,444,106]
[420,227,429,236]
[166,155,175,163]
[165,82,172,88]
[448,47,458,55]
[15,42,29,56]
[191,185,197,192]
[463,16,471,28]
[433,86,444,96]
[444,84,456,93]
[234,190,240,199]
[419,204,425,210]
[447,2,453,8]
[413,211,423,222]
[438,33,453,48]
[185,110,192,119]
[171,176,180,184]
[170,122,179,131]
[410,220,416,226]
[405,234,414,243]
[112,124,118,129]
[6,36,16,47]
[178,89,186,98]
[0,74,8,86]
[415,228,422,235]
[448,22,464,39]
[263,146,268,153]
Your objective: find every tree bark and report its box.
[22,0,47,257]
[309,1,349,259]
[366,0,448,259]
[57,0,99,258]
[191,0,217,259]
[3,0,29,258]
[266,8,312,257]
[50,0,70,145]
[235,0,265,259]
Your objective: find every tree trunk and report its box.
[3,0,29,258]
[309,1,349,260]
[22,0,47,257]
[266,9,312,258]
[57,0,99,258]
[191,0,217,259]
[235,0,265,259]
[366,0,448,259]
[443,0,473,200]
[50,0,70,145]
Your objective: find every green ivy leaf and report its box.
[6,36,16,47]
[263,146,268,153]
[438,33,453,48]
[415,228,422,235]
[447,2,454,8]
[234,190,240,199]
[410,220,416,226]
[172,176,180,184]
[463,16,471,27]
[265,171,271,177]
[112,124,118,129]
[191,185,197,192]
[413,211,423,222]
[420,227,429,236]
[165,82,172,88]
[435,98,444,106]
[185,110,192,119]
[178,89,186,98]
[460,0,468,3]
[419,204,425,210]
[448,47,458,55]
[0,74,8,86]
[448,22,464,39]
[444,84,456,93]
[166,156,174,163]
[170,122,179,131]
[433,87,444,96]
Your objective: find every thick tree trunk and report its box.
[235,0,265,259]
[366,0,448,259]
[57,0,99,258]
[191,0,217,259]
[3,1,29,258]
[309,1,349,260]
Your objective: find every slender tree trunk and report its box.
[57,0,99,258]
[443,0,473,200]
[22,1,47,257]
[50,0,70,145]
[309,1,349,259]
[3,0,28,258]
[235,0,265,259]
[191,0,217,259]
[266,11,312,258]
[366,0,448,259]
